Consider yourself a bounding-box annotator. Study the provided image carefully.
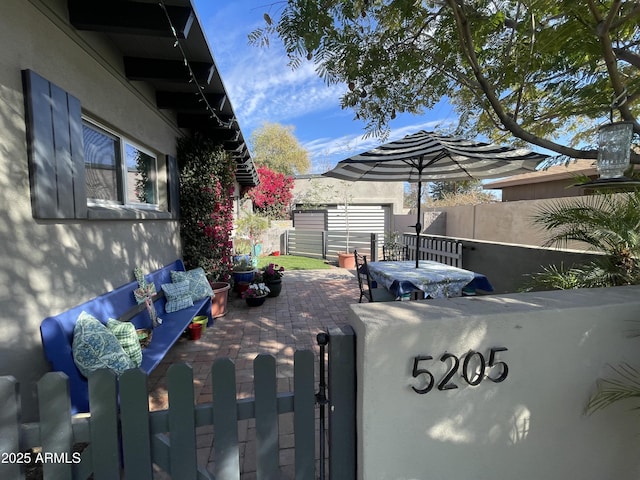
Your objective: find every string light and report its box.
[158,0,234,128]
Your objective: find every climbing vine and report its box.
[177,133,236,283]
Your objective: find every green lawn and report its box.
[256,255,332,270]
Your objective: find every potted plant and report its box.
[260,263,285,297]
[236,212,270,267]
[232,257,255,292]
[233,236,252,264]
[242,282,270,307]
[209,280,231,318]
[336,181,356,269]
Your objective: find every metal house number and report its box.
[410,347,509,394]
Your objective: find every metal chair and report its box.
[354,250,396,303]
[382,244,409,261]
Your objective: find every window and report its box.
[23,69,176,220]
[83,120,158,208]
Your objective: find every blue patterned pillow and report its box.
[162,280,194,313]
[72,311,135,378]
[171,268,214,301]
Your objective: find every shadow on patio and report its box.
[145,267,357,478]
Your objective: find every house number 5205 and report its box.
[410,347,508,394]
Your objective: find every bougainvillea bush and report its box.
[177,134,236,283]
[245,166,294,219]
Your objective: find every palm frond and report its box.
[533,192,640,257]
[586,363,640,415]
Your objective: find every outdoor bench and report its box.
[40,259,212,414]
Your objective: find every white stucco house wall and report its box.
[0,0,256,419]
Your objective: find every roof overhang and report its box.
[67,0,258,186]
[483,160,597,190]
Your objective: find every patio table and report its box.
[366,260,493,299]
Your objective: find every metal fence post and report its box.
[327,325,356,480]
[322,231,328,259]
[283,230,289,255]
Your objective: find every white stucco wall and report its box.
[348,286,640,480]
[1,0,185,418]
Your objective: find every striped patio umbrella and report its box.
[323,130,548,267]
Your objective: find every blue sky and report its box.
[195,1,461,173]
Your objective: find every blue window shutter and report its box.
[22,70,87,219]
[167,154,180,218]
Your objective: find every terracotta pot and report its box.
[210,282,230,318]
[337,252,356,269]
[236,281,251,297]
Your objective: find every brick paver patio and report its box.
[146,267,357,478]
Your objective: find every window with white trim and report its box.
[83,119,158,208]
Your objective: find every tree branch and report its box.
[445,0,600,159]
[613,47,640,69]
[590,0,640,130]
[610,1,640,29]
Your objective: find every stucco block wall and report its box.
[348,286,640,480]
[1,0,185,418]
[455,237,600,293]
[440,195,592,249]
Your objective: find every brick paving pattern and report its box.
[146,268,357,478]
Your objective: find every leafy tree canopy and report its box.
[250,122,311,175]
[429,180,483,201]
[251,0,640,162]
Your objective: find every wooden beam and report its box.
[123,57,214,85]
[68,0,194,38]
[156,91,226,112]
[226,141,247,155]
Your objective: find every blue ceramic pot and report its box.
[233,270,255,290]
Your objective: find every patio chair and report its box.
[382,244,409,261]
[354,250,396,303]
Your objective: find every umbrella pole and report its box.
[415,180,422,268]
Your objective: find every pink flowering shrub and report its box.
[245,166,294,219]
[178,134,235,283]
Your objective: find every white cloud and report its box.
[201,2,344,133]
[219,49,344,132]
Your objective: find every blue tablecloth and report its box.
[367,260,493,299]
